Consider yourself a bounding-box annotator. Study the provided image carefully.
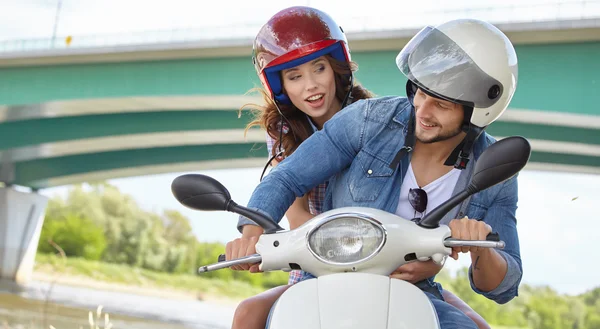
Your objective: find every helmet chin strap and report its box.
[340,74,354,109]
[389,80,418,170]
[444,124,485,170]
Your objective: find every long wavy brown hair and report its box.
[240,55,375,159]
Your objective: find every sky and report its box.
[1,0,599,44]
[2,0,599,297]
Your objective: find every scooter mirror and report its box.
[171,174,232,211]
[469,136,531,193]
[171,174,285,233]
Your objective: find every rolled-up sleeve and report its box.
[470,176,523,304]
[236,134,279,229]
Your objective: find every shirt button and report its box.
[367,169,373,175]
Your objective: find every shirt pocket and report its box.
[348,151,394,202]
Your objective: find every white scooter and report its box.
[171,136,531,329]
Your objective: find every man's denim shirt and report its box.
[238,96,523,304]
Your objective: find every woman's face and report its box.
[281,56,342,129]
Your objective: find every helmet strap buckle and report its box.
[455,150,470,170]
[444,125,484,170]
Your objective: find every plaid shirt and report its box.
[264,122,327,285]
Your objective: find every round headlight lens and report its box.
[307,216,385,264]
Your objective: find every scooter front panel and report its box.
[318,273,391,329]
[388,279,440,329]
[267,273,439,329]
[268,278,321,329]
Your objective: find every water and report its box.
[0,280,235,329]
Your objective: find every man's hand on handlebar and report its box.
[448,216,493,259]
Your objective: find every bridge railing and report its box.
[0,0,599,54]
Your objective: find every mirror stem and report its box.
[228,201,284,234]
[417,190,472,229]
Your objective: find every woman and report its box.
[240,5,373,242]
[233,6,490,329]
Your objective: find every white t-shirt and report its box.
[395,163,461,221]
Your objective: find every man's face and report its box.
[412,88,465,144]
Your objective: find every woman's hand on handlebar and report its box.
[225,224,263,272]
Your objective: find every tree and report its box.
[38,212,106,260]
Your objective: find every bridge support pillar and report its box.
[0,187,47,284]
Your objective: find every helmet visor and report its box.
[396,26,503,109]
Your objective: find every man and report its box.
[229,18,522,329]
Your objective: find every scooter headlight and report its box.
[307,213,386,265]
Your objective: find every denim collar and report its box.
[306,114,319,132]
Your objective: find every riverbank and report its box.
[0,291,197,329]
[33,253,267,306]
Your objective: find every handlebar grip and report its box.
[486,232,500,241]
[218,254,226,262]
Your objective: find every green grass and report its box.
[34,253,265,301]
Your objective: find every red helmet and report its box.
[252,6,351,104]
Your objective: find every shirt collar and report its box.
[306,114,319,132]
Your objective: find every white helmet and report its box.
[396,18,518,128]
[396,18,518,169]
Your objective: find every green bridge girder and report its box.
[0,40,599,189]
